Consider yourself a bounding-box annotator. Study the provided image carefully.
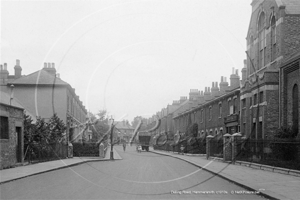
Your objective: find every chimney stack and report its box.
[0,63,9,84]
[180,96,187,104]
[211,81,220,97]
[204,86,211,101]
[189,89,199,101]
[242,59,247,83]
[219,76,229,94]
[43,62,57,76]
[14,59,22,79]
[230,67,240,89]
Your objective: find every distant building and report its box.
[0,60,88,144]
[0,91,24,169]
[114,120,134,142]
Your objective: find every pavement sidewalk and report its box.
[151,149,300,200]
[0,146,121,184]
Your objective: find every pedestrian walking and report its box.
[180,144,185,155]
[123,142,126,152]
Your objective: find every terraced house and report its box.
[0,60,88,147]
[145,0,300,142]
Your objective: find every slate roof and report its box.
[9,69,68,86]
[0,91,23,109]
[279,0,300,14]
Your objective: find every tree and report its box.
[131,116,145,128]
[47,113,66,143]
[89,110,110,142]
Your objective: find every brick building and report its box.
[114,120,134,142]
[0,60,88,144]
[173,70,241,139]
[0,91,24,169]
[280,52,300,138]
[242,0,300,139]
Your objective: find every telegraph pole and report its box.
[110,117,114,160]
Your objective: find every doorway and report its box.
[16,127,22,162]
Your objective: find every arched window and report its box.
[250,35,255,74]
[270,15,276,61]
[292,84,299,134]
[258,12,266,69]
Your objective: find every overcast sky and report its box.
[1,0,252,122]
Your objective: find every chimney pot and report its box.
[48,63,51,68]
[0,65,3,70]
[52,63,55,68]
[16,59,20,66]
[44,63,47,68]
[4,63,7,70]
[236,69,238,75]
[232,67,235,74]
[212,82,214,87]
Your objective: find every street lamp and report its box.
[110,116,114,160]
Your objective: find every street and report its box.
[1,145,265,199]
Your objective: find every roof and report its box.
[280,0,300,14]
[9,69,69,86]
[0,91,24,109]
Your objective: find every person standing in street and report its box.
[123,142,126,152]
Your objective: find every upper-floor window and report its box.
[201,110,204,122]
[242,99,246,108]
[259,91,264,103]
[219,103,222,118]
[270,15,276,61]
[258,12,266,69]
[0,116,9,139]
[209,107,212,120]
[233,98,237,114]
[254,93,258,105]
[228,99,233,115]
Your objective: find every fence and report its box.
[153,137,206,154]
[235,139,300,170]
[73,142,105,157]
[209,138,223,158]
[24,142,67,163]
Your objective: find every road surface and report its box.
[1,145,265,199]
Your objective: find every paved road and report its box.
[1,145,265,200]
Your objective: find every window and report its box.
[270,16,276,61]
[233,98,237,113]
[258,12,266,69]
[292,84,299,134]
[219,103,222,118]
[254,94,257,105]
[242,99,246,108]
[259,92,264,103]
[228,100,233,115]
[209,107,212,120]
[249,97,252,107]
[0,116,9,139]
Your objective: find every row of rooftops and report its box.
[151,62,248,120]
[0,59,87,113]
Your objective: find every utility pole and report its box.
[110,117,114,160]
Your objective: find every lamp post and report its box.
[110,117,114,160]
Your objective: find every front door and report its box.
[16,127,22,162]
